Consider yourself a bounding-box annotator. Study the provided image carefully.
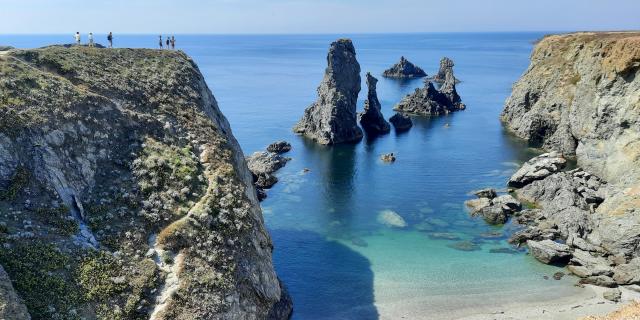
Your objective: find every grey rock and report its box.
[580,275,617,288]
[553,271,565,280]
[0,265,30,320]
[492,194,522,213]
[466,194,521,225]
[0,46,14,52]
[612,258,640,285]
[447,241,481,252]
[255,172,278,189]
[293,39,363,144]
[465,197,492,213]
[508,152,567,187]
[430,57,459,83]
[570,249,612,269]
[389,112,413,131]
[473,188,497,199]
[602,288,622,302]
[393,78,465,116]
[266,141,292,154]
[246,152,290,175]
[527,239,571,264]
[358,73,390,135]
[382,56,427,78]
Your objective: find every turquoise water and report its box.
[4,33,583,319]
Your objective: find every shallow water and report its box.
[4,33,584,319]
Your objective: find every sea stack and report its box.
[431,57,459,83]
[389,113,413,132]
[293,39,363,144]
[382,56,427,78]
[393,76,466,116]
[359,73,390,135]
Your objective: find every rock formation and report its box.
[382,56,427,78]
[0,46,291,319]
[358,73,390,135]
[293,39,363,144]
[465,192,522,225]
[0,265,30,319]
[389,112,413,131]
[394,76,466,115]
[430,57,459,83]
[267,141,292,154]
[489,32,640,290]
[246,151,291,200]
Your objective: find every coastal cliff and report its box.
[501,33,640,291]
[0,47,291,319]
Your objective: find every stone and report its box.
[492,194,522,213]
[377,209,407,228]
[553,271,565,280]
[382,56,427,78]
[527,240,571,264]
[464,197,492,214]
[430,57,459,83]
[389,112,413,132]
[579,275,617,288]
[447,241,481,252]
[358,73,390,135]
[473,188,497,199]
[428,232,461,241]
[293,39,363,144]
[612,258,640,285]
[246,152,290,175]
[508,152,567,187]
[602,288,622,302]
[266,141,292,154]
[254,172,278,189]
[0,265,30,320]
[489,247,521,254]
[394,79,466,116]
[381,153,396,163]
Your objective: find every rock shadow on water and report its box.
[270,229,379,320]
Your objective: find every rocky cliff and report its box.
[0,46,291,319]
[293,39,363,144]
[501,32,640,290]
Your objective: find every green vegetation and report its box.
[77,251,127,300]
[34,205,79,236]
[0,166,29,201]
[0,242,81,320]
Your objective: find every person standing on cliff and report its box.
[171,36,175,50]
[159,35,163,49]
[166,36,170,49]
[74,32,81,46]
[88,33,94,47]
[107,32,113,48]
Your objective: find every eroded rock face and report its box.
[0,46,291,319]
[527,240,571,264]
[430,57,459,83]
[359,73,390,135]
[246,151,290,200]
[0,265,30,320]
[389,112,413,131]
[293,39,363,144]
[394,78,465,116]
[508,151,567,187]
[382,56,427,78]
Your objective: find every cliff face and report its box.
[502,33,640,282]
[502,32,640,186]
[0,47,291,319]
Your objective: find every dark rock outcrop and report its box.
[389,113,413,131]
[0,46,291,319]
[267,141,292,154]
[293,39,363,144]
[430,57,459,83]
[382,56,427,79]
[358,73,390,135]
[394,77,465,116]
[246,151,290,200]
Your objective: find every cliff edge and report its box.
[0,46,291,319]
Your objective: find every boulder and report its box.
[602,288,622,302]
[612,258,640,285]
[389,112,413,131]
[266,141,292,154]
[473,188,497,199]
[254,173,278,189]
[293,39,363,144]
[464,197,491,213]
[246,152,289,175]
[492,194,522,213]
[377,209,407,228]
[358,73,390,135]
[579,275,617,288]
[382,56,427,78]
[466,194,521,225]
[527,240,571,264]
[394,79,466,116]
[508,152,567,187]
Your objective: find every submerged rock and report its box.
[430,57,459,83]
[389,112,413,131]
[448,241,481,252]
[359,73,391,135]
[394,77,465,116]
[293,39,363,144]
[382,56,427,79]
[527,240,571,264]
[377,209,407,228]
[267,141,292,154]
[508,151,567,187]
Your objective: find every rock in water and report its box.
[382,56,427,78]
[431,57,459,83]
[293,39,363,144]
[394,78,465,116]
[246,151,290,175]
[266,140,292,154]
[358,73,390,135]
[377,209,407,228]
[0,46,291,319]
[527,240,571,264]
[508,151,566,187]
[389,112,413,131]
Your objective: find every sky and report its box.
[1,0,639,34]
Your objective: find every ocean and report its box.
[3,33,585,319]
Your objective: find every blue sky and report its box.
[1,0,639,34]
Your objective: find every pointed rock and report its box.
[431,57,459,83]
[358,73,390,135]
[293,39,363,144]
[393,79,465,116]
[382,56,427,78]
[389,112,412,132]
